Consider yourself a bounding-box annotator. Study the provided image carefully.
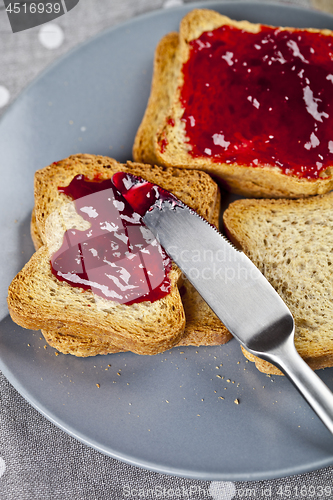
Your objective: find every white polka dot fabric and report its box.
[0,0,332,498]
[0,86,10,108]
[0,458,6,479]
[209,481,237,500]
[163,0,185,8]
[38,23,65,49]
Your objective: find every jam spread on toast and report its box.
[179,24,333,179]
[50,174,172,305]
[112,171,182,215]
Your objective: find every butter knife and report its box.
[142,198,333,434]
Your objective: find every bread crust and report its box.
[133,32,180,166]
[134,9,333,198]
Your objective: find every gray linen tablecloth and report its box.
[1,0,333,498]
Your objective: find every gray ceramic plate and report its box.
[1,1,333,482]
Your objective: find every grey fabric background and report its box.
[1,0,333,498]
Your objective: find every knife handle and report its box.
[263,336,333,434]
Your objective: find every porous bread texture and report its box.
[12,153,231,356]
[223,192,333,373]
[8,247,183,355]
[133,9,333,199]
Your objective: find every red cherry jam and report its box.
[51,174,172,305]
[179,24,333,179]
[112,171,182,216]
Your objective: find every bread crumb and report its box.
[55,352,59,356]
[44,345,47,349]
[234,399,240,404]
[226,379,231,383]
[117,372,121,376]
[216,374,222,378]
[218,396,224,400]
[96,383,100,388]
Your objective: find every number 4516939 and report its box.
[6,3,62,14]
[277,485,332,497]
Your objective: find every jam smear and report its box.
[51,174,172,305]
[112,171,182,216]
[179,24,333,179]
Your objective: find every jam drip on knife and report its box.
[179,24,333,179]
[51,174,172,305]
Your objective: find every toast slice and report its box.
[133,9,333,198]
[30,185,231,356]
[9,154,231,356]
[223,192,333,374]
[8,244,185,355]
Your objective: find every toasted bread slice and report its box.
[133,9,333,198]
[8,245,184,355]
[223,192,333,373]
[10,154,231,356]
[133,31,180,166]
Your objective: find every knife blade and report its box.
[143,198,333,434]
